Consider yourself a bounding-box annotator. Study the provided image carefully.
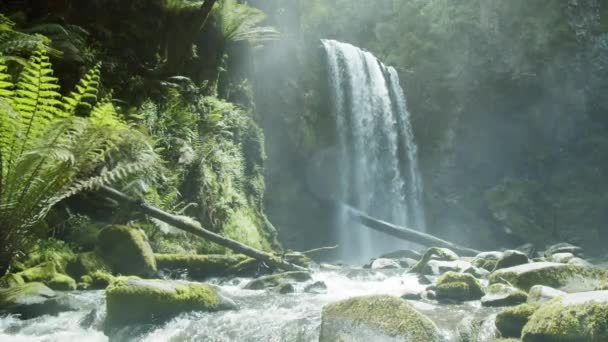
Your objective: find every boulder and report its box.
[370,258,400,270]
[105,278,235,329]
[65,252,111,280]
[544,242,583,258]
[18,263,77,291]
[379,249,422,260]
[522,291,608,341]
[568,257,593,267]
[304,281,327,294]
[495,303,540,338]
[398,258,419,268]
[319,295,442,342]
[155,254,259,279]
[244,271,312,290]
[0,273,25,288]
[527,285,565,304]
[278,283,295,294]
[463,265,490,278]
[79,271,115,290]
[409,247,458,274]
[488,262,608,292]
[494,250,529,271]
[481,283,528,307]
[0,283,70,319]
[401,289,423,301]
[424,259,472,276]
[97,225,157,277]
[550,252,575,263]
[472,251,504,272]
[435,271,484,301]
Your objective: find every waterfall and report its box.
[322,39,426,262]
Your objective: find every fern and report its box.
[213,0,280,43]
[0,48,157,273]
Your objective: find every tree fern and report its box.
[213,0,280,43]
[0,48,157,274]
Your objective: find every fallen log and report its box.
[344,205,480,256]
[97,185,307,272]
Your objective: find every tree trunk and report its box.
[344,205,480,256]
[97,185,307,272]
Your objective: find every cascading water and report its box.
[322,39,426,262]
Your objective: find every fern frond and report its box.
[63,63,101,116]
[214,0,280,43]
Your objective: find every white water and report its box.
[0,270,499,341]
[322,40,426,262]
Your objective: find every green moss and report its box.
[66,252,110,280]
[489,263,608,292]
[18,263,76,291]
[0,273,25,288]
[97,225,157,277]
[244,271,312,290]
[320,295,440,341]
[495,303,540,338]
[482,283,528,307]
[105,278,222,328]
[155,254,256,279]
[436,271,484,301]
[522,296,608,341]
[410,247,458,274]
[80,271,115,290]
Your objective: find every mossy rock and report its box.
[105,278,236,329]
[319,295,442,341]
[494,250,529,271]
[79,271,115,290]
[65,252,111,280]
[97,225,157,277]
[489,262,608,292]
[495,303,540,338]
[527,285,565,304]
[0,282,70,319]
[521,291,608,341]
[409,247,459,274]
[436,271,484,301]
[0,273,25,288]
[18,263,77,291]
[481,283,528,307]
[155,254,258,279]
[244,271,312,290]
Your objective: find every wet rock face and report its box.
[522,291,608,342]
[319,295,442,342]
[105,278,235,329]
[488,262,608,292]
[0,283,71,319]
[481,283,527,307]
[435,271,484,302]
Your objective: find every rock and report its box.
[244,271,312,290]
[79,271,115,290]
[494,250,529,271]
[155,254,259,279]
[550,252,575,263]
[370,258,400,270]
[0,273,25,288]
[424,290,437,300]
[495,303,540,338]
[398,258,419,268]
[97,225,157,277]
[568,257,593,267]
[304,281,327,294]
[65,252,111,280]
[522,291,608,341]
[409,247,458,274]
[425,259,472,275]
[0,283,71,319]
[435,271,484,301]
[488,262,608,292]
[283,252,312,268]
[319,295,442,342]
[544,242,583,258]
[401,290,423,301]
[18,263,77,291]
[527,285,566,304]
[515,243,536,258]
[417,274,434,285]
[472,251,504,271]
[379,249,422,260]
[105,278,235,329]
[481,283,527,307]
[463,265,491,278]
[278,283,295,294]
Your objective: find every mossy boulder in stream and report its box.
[0,273,25,288]
[65,252,111,280]
[481,283,528,307]
[436,271,484,301]
[495,303,540,338]
[0,283,70,318]
[155,254,259,279]
[489,262,608,292]
[18,263,77,291]
[409,247,459,274]
[521,291,608,341]
[320,295,442,341]
[79,271,115,290]
[105,278,236,329]
[97,225,157,277]
[244,271,312,290]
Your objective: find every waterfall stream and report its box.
[322,40,426,262]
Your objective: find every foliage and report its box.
[0,48,156,273]
[213,0,279,43]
